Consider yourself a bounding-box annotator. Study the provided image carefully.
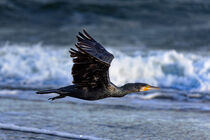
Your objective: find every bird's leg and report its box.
[48,95,65,101]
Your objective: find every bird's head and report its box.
[121,83,160,94]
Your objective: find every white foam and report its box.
[0,123,108,140]
[0,44,210,91]
[110,49,210,91]
[0,90,18,95]
[0,43,72,87]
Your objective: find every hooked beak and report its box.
[142,85,160,91]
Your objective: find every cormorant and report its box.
[37,30,160,100]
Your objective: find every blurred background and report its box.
[0,0,210,140]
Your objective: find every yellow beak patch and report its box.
[143,85,151,91]
[142,85,160,91]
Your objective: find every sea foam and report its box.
[0,44,209,91]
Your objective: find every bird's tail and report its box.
[36,89,58,94]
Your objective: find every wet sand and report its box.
[0,98,210,140]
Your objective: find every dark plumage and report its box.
[36,30,159,101]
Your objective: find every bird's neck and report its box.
[106,83,138,97]
[106,83,126,97]
[119,83,138,96]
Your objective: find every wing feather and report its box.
[70,30,114,89]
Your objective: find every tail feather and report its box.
[36,89,58,94]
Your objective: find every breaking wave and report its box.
[0,44,210,92]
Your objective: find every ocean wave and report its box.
[0,44,210,92]
[0,123,108,140]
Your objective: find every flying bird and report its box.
[37,30,160,100]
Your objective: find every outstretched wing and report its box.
[69,30,114,89]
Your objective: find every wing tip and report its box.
[82,29,95,41]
